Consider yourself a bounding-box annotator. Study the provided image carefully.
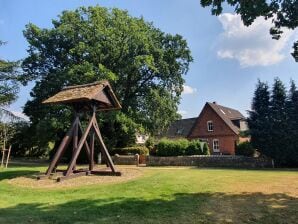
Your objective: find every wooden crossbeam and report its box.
[57,171,91,182]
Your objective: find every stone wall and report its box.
[146,155,273,168]
[112,154,139,165]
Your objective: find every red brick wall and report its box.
[188,104,238,155]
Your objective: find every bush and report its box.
[145,137,158,156]
[236,141,255,157]
[202,143,211,155]
[156,138,209,156]
[185,140,202,155]
[112,146,149,155]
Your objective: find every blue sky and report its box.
[0,0,297,120]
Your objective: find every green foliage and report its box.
[8,121,51,157]
[239,130,250,138]
[185,140,202,155]
[112,146,149,155]
[202,143,210,155]
[236,141,255,157]
[157,138,188,156]
[21,6,192,152]
[145,136,155,150]
[0,41,21,120]
[270,78,288,165]
[248,80,271,157]
[248,78,298,166]
[156,138,208,156]
[200,0,298,61]
[286,80,298,166]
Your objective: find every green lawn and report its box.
[0,164,297,224]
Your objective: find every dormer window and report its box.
[207,121,213,132]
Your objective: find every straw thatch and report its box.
[43,81,121,111]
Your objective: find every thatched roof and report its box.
[43,81,121,111]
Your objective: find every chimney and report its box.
[213,101,217,104]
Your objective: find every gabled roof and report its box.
[43,81,121,111]
[206,102,245,134]
[165,117,197,138]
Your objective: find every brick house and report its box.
[165,102,248,155]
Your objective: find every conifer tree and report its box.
[248,80,270,156]
[286,80,298,166]
[270,78,287,165]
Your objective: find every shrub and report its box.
[156,138,209,156]
[236,141,255,157]
[185,140,201,155]
[145,136,155,150]
[112,146,149,155]
[156,138,188,156]
[202,143,210,155]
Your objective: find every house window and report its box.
[207,121,213,132]
[213,139,219,152]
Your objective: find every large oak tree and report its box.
[22,6,192,149]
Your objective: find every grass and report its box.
[0,164,297,224]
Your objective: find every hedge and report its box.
[156,138,210,156]
[236,141,255,157]
[112,146,149,155]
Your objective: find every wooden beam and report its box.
[65,115,94,176]
[78,120,92,161]
[5,145,11,168]
[45,117,78,176]
[1,149,5,168]
[57,171,91,182]
[91,170,121,176]
[89,129,95,171]
[93,118,116,173]
[72,116,79,170]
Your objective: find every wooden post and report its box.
[65,114,94,176]
[45,117,77,176]
[1,130,6,167]
[5,145,11,168]
[72,114,78,170]
[1,149,4,168]
[93,118,116,173]
[89,129,95,171]
[78,120,91,161]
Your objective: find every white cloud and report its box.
[217,13,296,67]
[182,85,197,95]
[12,111,30,121]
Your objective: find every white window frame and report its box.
[207,121,213,132]
[213,139,220,152]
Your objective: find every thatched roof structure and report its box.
[43,81,121,111]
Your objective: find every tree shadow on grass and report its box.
[0,192,297,224]
[0,170,38,181]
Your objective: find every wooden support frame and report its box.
[39,106,120,182]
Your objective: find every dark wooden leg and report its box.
[45,118,78,176]
[78,120,91,161]
[89,129,95,171]
[93,118,116,173]
[72,119,78,171]
[65,115,94,177]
